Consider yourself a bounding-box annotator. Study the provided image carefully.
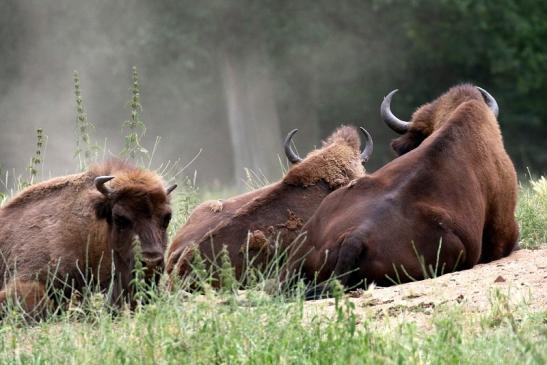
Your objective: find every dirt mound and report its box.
[305,249,546,322]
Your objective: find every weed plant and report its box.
[73,71,99,170]
[517,176,547,249]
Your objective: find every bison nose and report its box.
[142,252,164,269]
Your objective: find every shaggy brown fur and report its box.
[167,126,367,285]
[0,159,174,316]
[284,127,365,188]
[391,84,488,155]
[288,84,519,299]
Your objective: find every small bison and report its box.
[0,159,176,315]
[290,84,519,298]
[167,126,373,285]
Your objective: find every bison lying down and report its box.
[0,159,176,315]
[167,126,373,285]
[290,84,519,298]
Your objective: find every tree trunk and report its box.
[220,46,283,189]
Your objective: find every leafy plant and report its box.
[121,66,148,163]
[73,71,98,170]
[21,128,46,188]
[517,176,547,249]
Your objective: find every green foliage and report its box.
[188,248,212,293]
[73,71,98,170]
[130,238,149,307]
[365,0,547,171]
[121,66,148,163]
[168,176,200,237]
[517,176,547,249]
[22,128,46,188]
[0,281,544,364]
[218,246,237,293]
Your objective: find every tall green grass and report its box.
[517,177,547,249]
[0,282,544,364]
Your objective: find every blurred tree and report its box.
[0,0,545,189]
[381,0,547,170]
[0,0,26,100]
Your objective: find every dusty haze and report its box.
[3,1,539,193]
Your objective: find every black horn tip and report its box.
[384,89,399,100]
[284,129,303,164]
[94,176,114,196]
[359,127,374,163]
[167,184,178,195]
[285,129,299,143]
[381,89,410,134]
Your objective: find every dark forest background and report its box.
[0,0,545,189]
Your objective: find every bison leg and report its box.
[421,231,471,275]
[305,236,364,300]
[481,213,519,262]
[0,279,51,319]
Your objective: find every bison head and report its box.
[93,171,176,284]
[282,125,373,189]
[381,84,499,155]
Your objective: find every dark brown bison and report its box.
[289,84,519,298]
[166,126,373,285]
[0,159,176,315]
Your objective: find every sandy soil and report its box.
[303,248,547,324]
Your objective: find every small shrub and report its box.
[21,128,46,188]
[121,66,148,163]
[73,71,98,170]
[517,176,547,249]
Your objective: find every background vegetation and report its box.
[0,0,545,189]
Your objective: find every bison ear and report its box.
[391,131,426,156]
[94,199,113,223]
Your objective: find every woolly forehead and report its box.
[305,141,360,162]
[322,126,361,151]
[109,170,169,206]
[283,141,365,188]
[411,85,484,129]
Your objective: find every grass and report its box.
[0,173,543,364]
[0,284,544,364]
[0,69,545,364]
[517,176,547,249]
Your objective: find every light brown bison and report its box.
[0,159,176,315]
[289,84,519,298]
[166,126,373,285]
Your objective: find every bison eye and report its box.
[162,213,172,229]
[113,214,132,230]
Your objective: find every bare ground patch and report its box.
[304,249,547,325]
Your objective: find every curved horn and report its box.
[476,87,499,118]
[381,89,410,134]
[359,127,374,163]
[284,129,302,164]
[94,176,114,196]
[166,184,178,195]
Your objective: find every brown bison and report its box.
[289,84,519,298]
[0,159,176,315]
[166,126,373,285]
